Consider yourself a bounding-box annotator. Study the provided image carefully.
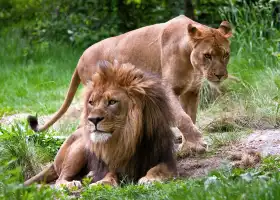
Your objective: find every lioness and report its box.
[25,61,177,187]
[28,15,232,155]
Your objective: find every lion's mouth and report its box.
[210,80,221,84]
[90,130,112,143]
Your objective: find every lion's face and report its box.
[188,22,232,85]
[84,87,130,143]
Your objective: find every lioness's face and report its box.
[190,36,230,84]
[84,88,130,143]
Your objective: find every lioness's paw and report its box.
[89,179,118,187]
[55,180,82,189]
[177,139,208,158]
[138,176,162,185]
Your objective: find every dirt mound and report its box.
[176,129,280,178]
[242,129,280,156]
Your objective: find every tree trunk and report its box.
[184,0,195,19]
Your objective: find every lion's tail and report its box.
[28,68,81,132]
[24,163,58,186]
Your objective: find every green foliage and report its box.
[27,133,64,158]
[1,0,185,48]
[6,0,272,48]
[0,0,41,27]
[273,76,280,117]
[0,122,64,179]
[0,163,67,200]
[193,0,230,25]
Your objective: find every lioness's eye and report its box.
[108,100,117,106]
[88,100,94,105]
[204,53,212,60]
[224,52,229,59]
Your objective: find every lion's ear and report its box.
[187,24,202,38]
[113,59,120,67]
[86,80,93,86]
[218,21,232,38]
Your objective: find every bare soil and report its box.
[176,129,280,178]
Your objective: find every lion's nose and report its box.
[88,117,104,126]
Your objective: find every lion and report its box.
[24,61,177,188]
[28,15,232,155]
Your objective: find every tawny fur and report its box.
[84,61,177,181]
[28,15,232,155]
[24,61,177,187]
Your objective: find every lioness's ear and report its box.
[187,24,202,38]
[218,21,232,38]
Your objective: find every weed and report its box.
[207,131,247,149]
[0,121,64,179]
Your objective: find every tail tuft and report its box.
[27,115,39,132]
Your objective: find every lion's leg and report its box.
[24,163,58,186]
[168,90,207,157]
[138,163,175,184]
[89,172,118,187]
[55,137,87,189]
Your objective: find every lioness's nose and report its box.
[215,74,224,80]
[88,117,104,126]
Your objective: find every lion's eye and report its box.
[88,100,94,105]
[224,52,229,59]
[108,100,117,106]
[204,53,212,60]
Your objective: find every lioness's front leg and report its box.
[168,89,207,157]
[178,91,207,155]
[179,90,199,123]
[138,163,175,184]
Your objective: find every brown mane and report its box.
[83,61,176,181]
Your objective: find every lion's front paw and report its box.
[177,139,208,158]
[55,180,82,189]
[138,176,162,185]
[89,179,118,187]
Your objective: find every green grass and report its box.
[80,174,280,200]
[1,156,280,200]
[0,28,83,117]
[1,2,280,199]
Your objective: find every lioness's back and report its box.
[81,15,192,79]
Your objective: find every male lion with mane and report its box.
[25,61,177,187]
[28,15,232,156]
